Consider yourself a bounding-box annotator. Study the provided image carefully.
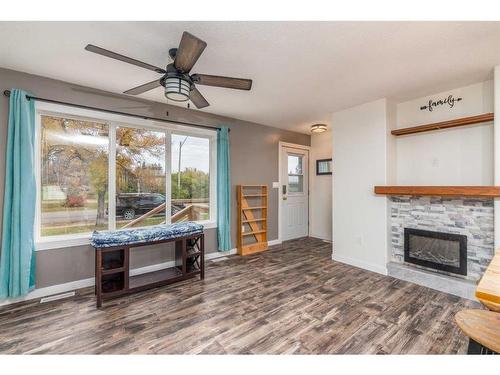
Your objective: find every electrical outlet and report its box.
[356,236,363,246]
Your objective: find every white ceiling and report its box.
[1,21,500,133]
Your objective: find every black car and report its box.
[116,193,165,220]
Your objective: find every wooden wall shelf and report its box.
[374,186,500,197]
[391,113,494,136]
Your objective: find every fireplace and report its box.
[404,228,467,276]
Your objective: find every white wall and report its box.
[332,99,393,275]
[493,69,500,248]
[396,81,494,185]
[310,130,332,241]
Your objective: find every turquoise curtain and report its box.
[0,89,36,298]
[216,127,231,251]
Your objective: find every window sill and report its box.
[35,221,218,251]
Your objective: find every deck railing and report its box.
[121,199,209,229]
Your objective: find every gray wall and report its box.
[0,67,310,288]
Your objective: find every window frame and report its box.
[35,101,217,251]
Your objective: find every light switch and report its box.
[272,182,280,188]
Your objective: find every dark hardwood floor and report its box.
[0,237,478,354]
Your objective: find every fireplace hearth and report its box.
[404,228,467,276]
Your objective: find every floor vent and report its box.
[40,291,76,303]
[210,257,229,263]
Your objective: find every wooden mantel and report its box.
[374,186,500,197]
[391,113,494,136]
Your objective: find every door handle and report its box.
[282,185,287,200]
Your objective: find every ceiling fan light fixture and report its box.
[165,77,191,102]
[311,124,327,133]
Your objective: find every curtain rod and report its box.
[3,90,227,132]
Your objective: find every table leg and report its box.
[96,248,102,308]
[200,234,205,280]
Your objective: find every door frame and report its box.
[278,141,311,243]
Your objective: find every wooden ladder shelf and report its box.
[237,185,268,256]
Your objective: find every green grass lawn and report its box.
[42,199,98,212]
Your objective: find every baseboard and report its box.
[1,240,283,307]
[1,258,193,307]
[205,248,237,260]
[309,234,332,242]
[268,239,282,247]
[332,253,388,276]
[0,277,95,307]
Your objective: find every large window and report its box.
[36,102,216,246]
[171,134,210,222]
[116,126,166,229]
[40,115,109,237]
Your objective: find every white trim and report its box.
[209,135,218,223]
[165,130,172,224]
[309,233,332,241]
[34,111,42,242]
[268,239,282,247]
[278,141,311,243]
[36,221,217,251]
[205,249,237,260]
[332,253,388,276]
[108,123,117,230]
[278,141,311,151]
[0,277,94,307]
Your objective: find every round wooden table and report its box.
[455,309,500,354]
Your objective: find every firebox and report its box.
[404,228,467,276]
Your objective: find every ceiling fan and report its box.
[84,31,252,109]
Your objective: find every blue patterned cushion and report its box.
[91,222,204,248]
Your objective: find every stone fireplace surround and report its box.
[387,195,495,299]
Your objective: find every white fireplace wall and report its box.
[395,80,494,186]
[332,98,395,275]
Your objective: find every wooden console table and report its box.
[94,233,204,308]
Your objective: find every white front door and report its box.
[281,146,309,240]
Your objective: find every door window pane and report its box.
[171,134,210,222]
[40,115,109,237]
[288,154,304,193]
[288,155,303,175]
[115,127,166,228]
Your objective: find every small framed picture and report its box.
[316,159,332,175]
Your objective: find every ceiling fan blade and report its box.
[192,74,252,90]
[190,87,210,109]
[174,32,207,73]
[85,44,166,74]
[124,79,162,95]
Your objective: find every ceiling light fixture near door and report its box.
[311,124,327,133]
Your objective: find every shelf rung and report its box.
[242,230,266,236]
[102,267,125,275]
[242,218,266,223]
[243,194,267,197]
[242,206,267,210]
